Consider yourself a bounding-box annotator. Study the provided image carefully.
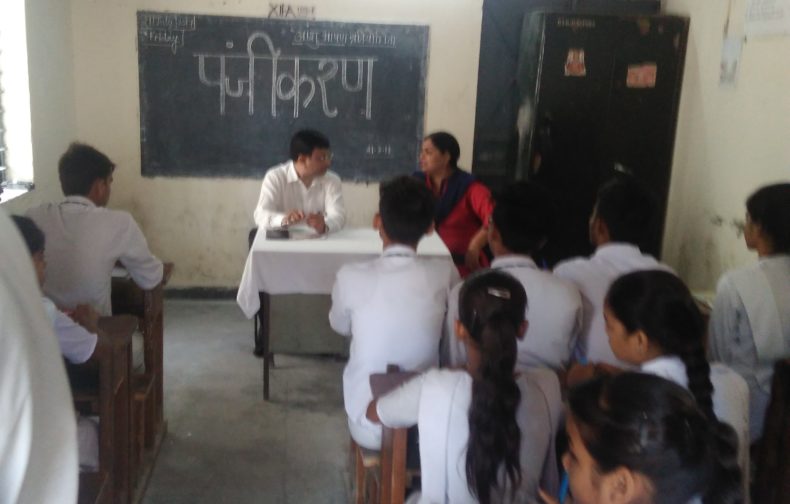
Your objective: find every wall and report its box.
[662,0,790,291]
[1,0,77,214]
[66,0,484,288]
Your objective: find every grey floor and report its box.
[142,300,351,504]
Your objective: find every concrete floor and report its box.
[142,300,351,504]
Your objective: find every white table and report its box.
[236,227,453,399]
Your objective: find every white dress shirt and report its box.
[443,255,582,371]
[640,355,750,497]
[329,244,459,449]
[0,209,78,503]
[377,368,562,504]
[27,196,163,316]
[42,297,97,364]
[554,243,672,366]
[709,255,790,440]
[253,160,346,232]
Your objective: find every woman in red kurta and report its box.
[413,132,494,277]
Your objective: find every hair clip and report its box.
[487,287,511,299]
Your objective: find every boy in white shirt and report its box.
[27,143,163,316]
[554,175,671,368]
[444,182,583,371]
[12,215,100,471]
[329,176,459,449]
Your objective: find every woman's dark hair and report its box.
[424,131,460,169]
[606,270,715,421]
[746,182,790,254]
[569,373,743,504]
[458,270,526,504]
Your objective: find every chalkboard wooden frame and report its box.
[137,11,429,181]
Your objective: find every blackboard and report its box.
[136,11,429,181]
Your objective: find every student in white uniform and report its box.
[444,181,582,371]
[597,270,750,496]
[0,209,79,503]
[368,271,563,504]
[27,143,163,316]
[554,175,671,368]
[540,373,742,504]
[709,183,790,442]
[253,129,346,234]
[12,215,101,471]
[329,176,459,450]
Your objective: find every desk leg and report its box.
[260,292,271,401]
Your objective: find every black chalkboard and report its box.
[136,11,428,181]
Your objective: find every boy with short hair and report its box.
[554,175,672,367]
[444,182,583,371]
[329,175,459,449]
[27,142,163,316]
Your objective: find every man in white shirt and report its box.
[253,129,345,234]
[0,209,79,503]
[329,176,459,449]
[27,143,163,316]
[444,182,582,371]
[554,176,671,367]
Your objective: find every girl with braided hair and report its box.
[366,270,562,503]
[600,269,749,496]
[540,373,743,504]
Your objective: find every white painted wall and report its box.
[1,0,77,213]
[65,0,484,288]
[662,0,790,290]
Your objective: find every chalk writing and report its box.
[365,143,393,158]
[139,13,196,54]
[268,3,316,19]
[195,31,376,119]
[557,17,596,29]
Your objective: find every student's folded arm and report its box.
[119,216,163,290]
[54,309,98,365]
[254,173,287,228]
[323,175,346,232]
[376,373,425,429]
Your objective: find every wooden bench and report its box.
[67,315,136,504]
[111,262,173,502]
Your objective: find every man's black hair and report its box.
[379,176,435,246]
[594,175,656,246]
[492,182,555,256]
[289,129,330,162]
[58,142,115,196]
[746,183,790,254]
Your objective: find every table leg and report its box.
[260,292,271,401]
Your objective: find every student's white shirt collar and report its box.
[62,195,97,208]
[491,255,538,270]
[640,355,688,388]
[593,242,642,259]
[382,244,417,257]
[285,161,301,183]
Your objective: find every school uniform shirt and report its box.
[42,296,97,364]
[253,160,346,232]
[709,255,790,441]
[640,355,750,496]
[553,243,672,366]
[329,244,459,449]
[27,196,163,316]
[443,255,583,371]
[0,209,78,503]
[376,368,562,504]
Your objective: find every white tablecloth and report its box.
[236,228,453,318]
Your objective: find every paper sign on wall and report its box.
[626,63,657,88]
[564,48,587,77]
[745,0,790,37]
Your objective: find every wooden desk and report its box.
[237,229,453,400]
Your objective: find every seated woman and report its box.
[541,373,742,504]
[709,182,790,442]
[366,270,562,503]
[414,132,494,277]
[570,270,750,490]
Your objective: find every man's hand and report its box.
[282,210,305,226]
[305,213,327,234]
[70,304,100,334]
[464,246,483,273]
